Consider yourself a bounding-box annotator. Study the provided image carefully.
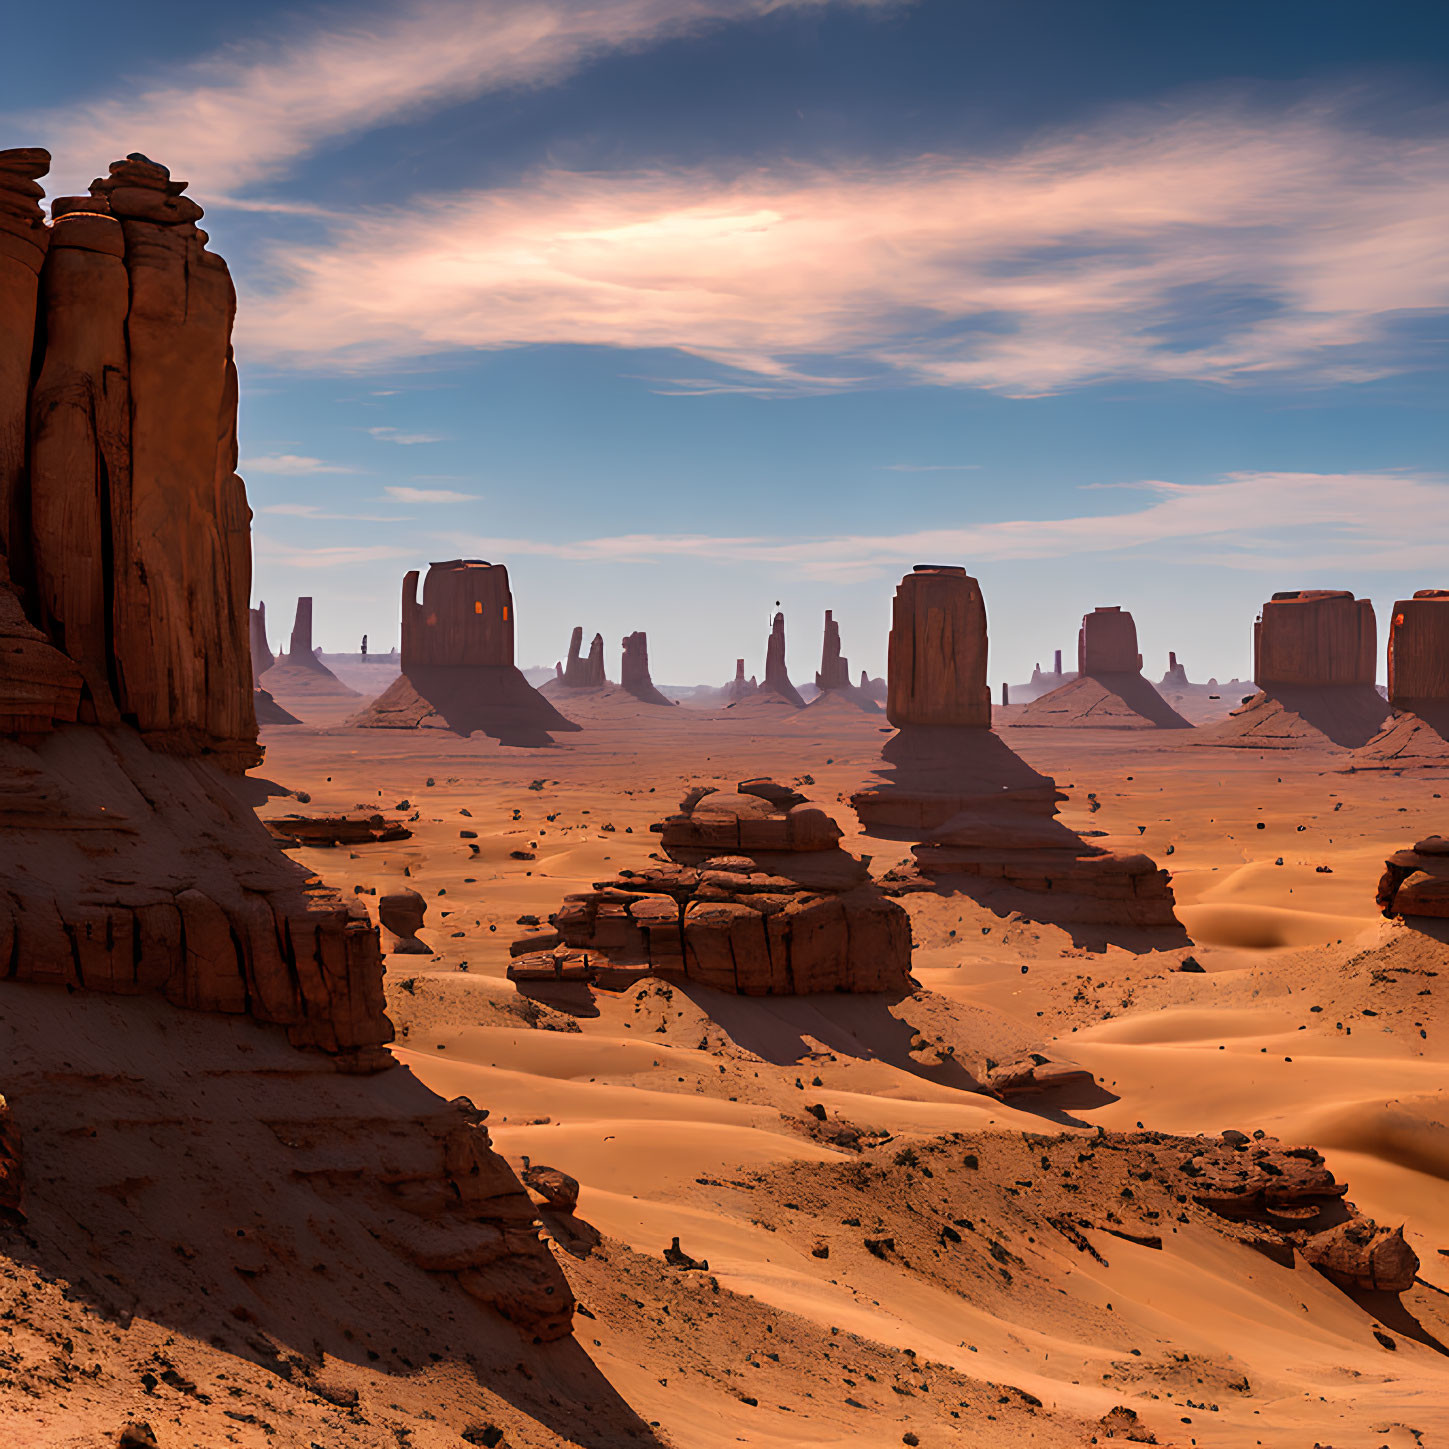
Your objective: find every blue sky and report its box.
[6,0,1447,683]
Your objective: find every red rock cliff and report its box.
[1387,590,1449,704]
[1254,590,1376,688]
[886,565,990,728]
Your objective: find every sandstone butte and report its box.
[621,629,674,706]
[0,150,574,1348]
[719,657,757,702]
[1358,590,1449,766]
[853,566,1182,932]
[509,778,912,994]
[255,594,359,706]
[352,558,580,743]
[809,609,880,711]
[1014,605,1191,730]
[1199,588,1391,750]
[761,609,805,706]
[558,624,608,688]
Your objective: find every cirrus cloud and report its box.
[236,103,1449,395]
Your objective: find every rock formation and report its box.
[885,566,991,727]
[720,659,757,703]
[816,609,849,689]
[859,668,887,702]
[380,887,431,953]
[0,149,574,1358]
[620,630,673,706]
[558,626,607,688]
[1359,591,1449,765]
[511,780,912,994]
[761,611,805,706]
[1160,651,1188,688]
[853,568,1182,935]
[2,150,258,767]
[809,610,880,711]
[1377,835,1449,919]
[256,596,358,706]
[249,602,274,679]
[1200,590,1389,749]
[354,559,579,744]
[1015,606,1191,729]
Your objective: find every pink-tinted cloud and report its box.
[450,470,1449,579]
[234,105,1449,393]
[15,0,898,196]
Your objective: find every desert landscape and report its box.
[3,4,1448,1447]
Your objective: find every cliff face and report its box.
[1388,590,1449,704]
[1078,606,1142,675]
[885,565,990,728]
[402,559,515,668]
[8,153,258,767]
[1254,590,1376,688]
[0,149,575,1347]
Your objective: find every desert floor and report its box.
[214,675,1449,1449]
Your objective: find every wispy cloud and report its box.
[257,502,403,522]
[367,426,446,445]
[13,0,897,196]
[384,484,476,503]
[885,463,981,472]
[238,103,1449,394]
[254,535,415,567]
[242,453,355,474]
[450,470,1449,579]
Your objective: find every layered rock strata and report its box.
[1201,590,1389,749]
[1359,591,1449,765]
[2,150,258,766]
[355,560,578,743]
[511,780,912,994]
[854,567,1181,930]
[1377,835,1449,919]
[0,150,573,1345]
[1015,606,1190,730]
[620,630,673,706]
[886,566,991,727]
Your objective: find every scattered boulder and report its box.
[522,1163,580,1213]
[1299,1219,1418,1293]
[1377,835,1449,919]
[263,814,412,848]
[379,888,430,954]
[985,1054,1095,1098]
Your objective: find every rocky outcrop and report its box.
[859,669,886,702]
[816,610,849,690]
[249,601,274,679]
[0,150,575,1349]
[1357,592,1449,766]
[1377,835,1449,919]
[380,887,430,954]
[256,597,357,708]
[1255,589,1376,686]
[855,567,1182,934]
[1200,590,1389,749]
[511,780,912,994]
[354,560,579,744]
[720,659,757,703]
[621,630,673,706]
[1160,651,1188,688]
[762,611,805,706]
[1,150,258,768]
[886,566,991,727]
[558,626,607,688]
[1015,606,1190,730]
[809,611,879,711]
[1387,590,1449,703]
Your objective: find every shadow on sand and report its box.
[354,665,583,746]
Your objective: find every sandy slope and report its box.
[201,699,1448,1446]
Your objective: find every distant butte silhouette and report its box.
[256,595,359,705]
[1014,606,1191,729]
[852,566,1184,943]
[1200,589,1390,749]
[808,609,880,711]
[353,559,580,744]
[621,630,674,706]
